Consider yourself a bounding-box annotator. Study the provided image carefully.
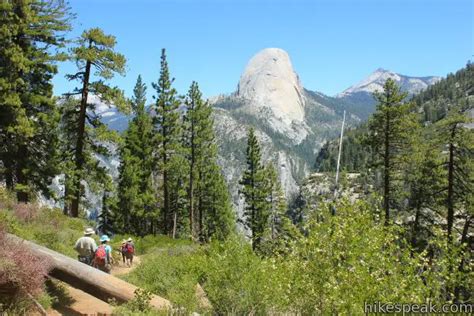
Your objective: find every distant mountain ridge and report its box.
[335,68,441,119]
[337,68,441,97]
[315,63,472,173]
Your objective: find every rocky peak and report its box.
[337,68,441,97]
[237,48,305,122]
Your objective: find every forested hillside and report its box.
[315,62,473,172]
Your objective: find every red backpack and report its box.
[126,243,134,254]
[95,245,107,266]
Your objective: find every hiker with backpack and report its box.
[121,237,135,267]
[94,235,113,273]
[74,228,97,265]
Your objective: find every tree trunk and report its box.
[411,207,421,249]
[70,58,91,218]
[198,176,204,241]
[172,211,177,239]
[63,174,70,215]
[447,138,455,244]
[383,111,391,226]
[454,217,471,301]
[189,120,195,240]
[15,146,29,202]
[4,149,14,190]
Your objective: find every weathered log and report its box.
[7,234,171,310]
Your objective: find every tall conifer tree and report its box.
[240,128,270,250]
[65,28,127,217]
[183,81,235,240]
[0,0,71,201]
[435,107,473,244]
[117,75,157,235]
[367,79,416,225]
[152,49,183,235]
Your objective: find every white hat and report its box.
[84,228,94,235]
[127,237,133,242]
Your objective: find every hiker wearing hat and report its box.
[74,228,97,265]
[93,235,113,273]
[121,237,135,267]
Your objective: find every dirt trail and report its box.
[111,255,141,277]
[46,256,140,315]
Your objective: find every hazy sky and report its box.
[53,0,473,99]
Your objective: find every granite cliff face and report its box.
[237,48,305,123]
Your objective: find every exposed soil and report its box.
[111,255,141,277]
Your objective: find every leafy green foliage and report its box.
[127,200,467,314]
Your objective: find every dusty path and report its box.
[45,278,113,316]
[111,255,141,277]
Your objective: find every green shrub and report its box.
[125,246,204,313]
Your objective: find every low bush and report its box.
[0,225,52,311]
[124,245,204,313]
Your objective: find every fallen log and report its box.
[7,234,171,310]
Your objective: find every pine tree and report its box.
[265,165,287,240]
[117,75,157,235]
[56,96,80,214]
[65,28,127,217]
[405,129,444,249]
[367,79,416,225]
[98,190,116,236]
[152,49,184,236]
[435,107,473,244]
[240,128,270,251]
[201,164,235,241]
[183,82,200,239]
[259,163,299,254]
[0,0,71,202]
[183,81,235,241]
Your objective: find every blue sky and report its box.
[53,0,473,99]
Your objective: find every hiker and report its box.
[120,239,127,265]
[121,237,135,267]
[74,228,97,265]
[94,235,113,273]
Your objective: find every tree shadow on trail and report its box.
[45,279,82,316]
